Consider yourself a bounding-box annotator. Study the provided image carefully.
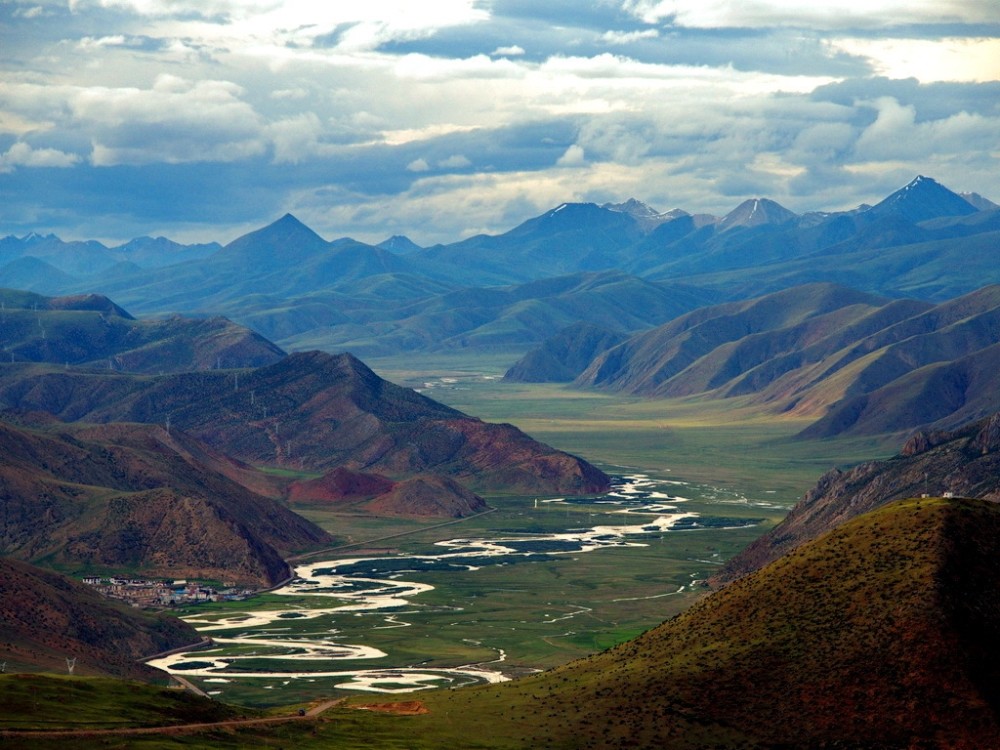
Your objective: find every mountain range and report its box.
[2,176,996,358]
[0,351,608,496]
[501,282,1000,440]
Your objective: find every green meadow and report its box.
[156,351,894,707]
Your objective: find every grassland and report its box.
[368,351,898,500]
[3,351,911,744]
[149,351,896,707]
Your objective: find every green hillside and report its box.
[392,496,1000,747]
[14,496,999,748]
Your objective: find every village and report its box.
[81,576,256,609]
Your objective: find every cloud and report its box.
[601,29,659,45]
[0,142,80,173]
[491,44,526,57]
[41,76,268,166]
[620,0,1000,29]
[556,144,586,166]
[438,154,472,168]
[830,37,1000,83]
[0,0,998,245]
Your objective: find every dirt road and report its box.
[0,698,342,740]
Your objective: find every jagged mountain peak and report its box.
[602,198,662,218]
[217,213,330,264]
[718,197,797,232]
[377,235,424,254]
[866,175,978,223]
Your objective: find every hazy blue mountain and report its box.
[863,175,978,224]
[2,176,995,357]
[504,321,629,382]
[377,235,424,254]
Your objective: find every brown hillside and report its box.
[287,467,395,504]
[0,418,330,585]
[0,351,609,495]
[0,557,198,680]
[574,283,1000,439]
[288,468,488,518]
[363,475,488,518]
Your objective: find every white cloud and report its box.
[267,112,329,164]
[621,0,1000,28]
[852,96,1000,162]
[407,158,430,172]
[0,142,80,173]
[438,154,472,169]
[557,144,586,166]
[270,87,310,100]
[831,37,1000,83]
[76,35,129,50]
[13,5,49,18]
[65,76,267,165]
[492,45,526,57]
[601,29,659,45]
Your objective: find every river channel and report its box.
[147,474,772,695]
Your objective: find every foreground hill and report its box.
[715,412,1000,586]
[0,559,198,680]
[0,288,284,372]
[0,416,330,585]
[575,282,1000,439]
[410,496,1000,748]
[0,352,609,495]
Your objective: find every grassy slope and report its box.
[21,497,1000,749]
[351,496,1000,748]
[0,674,254,730]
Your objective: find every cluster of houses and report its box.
[81,576,255,608]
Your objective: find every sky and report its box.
[1,1,999,246]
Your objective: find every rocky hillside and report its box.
[0,288,284,372]
[0,557,198,680]
[713,412,1000,586]
[288,468,487,518]
[0,417,330,585]
[429,497,1000,748]
[575,282,1000,439]
[0,351,609,495]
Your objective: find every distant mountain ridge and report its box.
[0,288,284,372]
[569,282,1000,439]
[504,321,628,382]
[2,175,996,357]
